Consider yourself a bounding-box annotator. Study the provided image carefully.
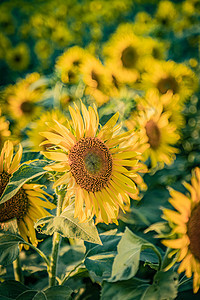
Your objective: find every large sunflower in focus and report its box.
[162,167,200,293]
[0,141,55,249]
[41,101,141,224]
[126,97,180,168]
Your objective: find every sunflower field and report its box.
[0,0,200,299]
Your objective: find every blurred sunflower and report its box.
[162,167,200,293]
[56,46,87,84]
[34,39,53,61]
[7,84,43,128]
[27,109,68,151]
[0,140,55,249]
[0,32,11,59]
[141,60,198,102]
[51,24,72,48]
[126,96,180,168]
[103,26,143,84]
[6,43,30,71]
[41,101,140,224]
[0,9,15,35]
[0,109,11,148]
[139,89,185,130]
[155,0,178,27]
[81,55,112,105]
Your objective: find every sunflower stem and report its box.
[23,242,50,269]
[13,255,24,283]
[48,189,65,287]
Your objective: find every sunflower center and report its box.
[121,46,138,69]
[187,204,200,261]
[0,172,29,222]
[145,119,161,149]
[20,101,34,114]
[157,76,179,94]
[14,54,22,63]
[91,71,101,89]
[69,137,112,192]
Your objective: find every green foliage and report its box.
[34,204,102,245]
[0,231,24,266]
[0,281,73,300]
[110,227,161,282]
[141,270,179,300]
[84,229,121,283]
[0,160,51,205]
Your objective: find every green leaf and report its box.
[16,290,38,299]
[84,230,122,283]
[0,160,51,205]
[101,278,149,300]
[43,286,73,300]
[141,270,179,300]
[0,231,26,265]
[109,227,161,282]
[0,280,30,299]
[35,204,102,245]
[16,286,73,300]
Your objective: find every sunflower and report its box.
[27,109,68,151]
[7,83,43,128]
[56,46,87,84]
[6,43,30,71]
[81,55,112,105]
[141,60,198,103]
[41,101,141,224]
[155,0,178,27]
[139,89,185,130]
[0,140,55,249]
[162,167,200,293]
[0,109,10,148]
[126,96,180,168]
[103,25,143,84]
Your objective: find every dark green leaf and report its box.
[0,280,30,299]
[141,270,179,300]
[84,230,121,283]
[109,227,161,282]
[16,290,38,300]
[43,286,73,300]
[0,232,26,265]
[0,160,51,205]
[101,278,149,300]
[35,204,102,244]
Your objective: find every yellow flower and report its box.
[103,25,143,84]
[6,43,30,71]
[126,94,180,168]
[140,89,185,130]
[155,0,178,27]
[162,167,200,293]
[0,32,11,59]
[27,109,68,151]
[56,46,87,84]
[41,101,140,225]
[81,55,112,106]
[0,108,11,148]
[34,39,53,60]
[0,141,55,249]
[141,60,198,103]
[7,83,43,127]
